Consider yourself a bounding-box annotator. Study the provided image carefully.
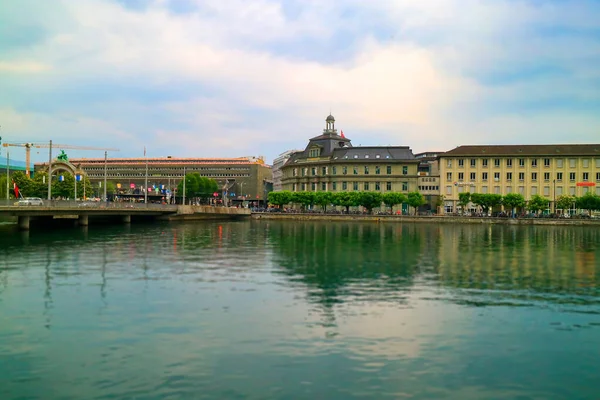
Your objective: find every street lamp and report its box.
[553,179,556,213]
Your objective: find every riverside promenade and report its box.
[251,211,600,226]
[0,201,250,230]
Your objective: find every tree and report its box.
[315,191,334,212]
[333,192,360,214]
[292,191,316,210]
[556,194,576,213]
[356,191,382,214]
[382,192,407,214]
[470,193,502,214]
[576,192,600,214]
[268,191,293,208]
[502,193,526,215]
[527,194,550,213]
[407,191,426,215]
[457,192,471,215]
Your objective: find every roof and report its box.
[35,156,268,166]
[442,144,600,157]
[332,146,416,161]
[326,114,335,122]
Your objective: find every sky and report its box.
[1,0,599,164]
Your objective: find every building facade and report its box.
[439,145,600,212]
[281,115,420,197]
[272,150,300,191]
[415,152,443,212]
[35,156,273,204]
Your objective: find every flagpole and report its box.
[6,150,9,201]
[182,166,186,205]
[103,151,107,202]
[47,140,53,201]
[144,147,148,205]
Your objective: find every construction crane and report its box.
[1,142,120,177]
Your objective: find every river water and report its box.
[0,220,599,399]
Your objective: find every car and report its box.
[17,197,44,206]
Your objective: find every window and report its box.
[402,166,408,175]
[519,158,525,167]
[544,158,551,167]
[375,182,380,191]
[482,159,488,167]
[507,172,512,181]
[353,166,358,175]
[321,182,326,191]
[531,186,538,195]
[494,159,500,167]
[557,172,563,181]
[311,182,316,191]
[458,159,464,167]
[386,166,392,174]
[386,182,392,191]
[446,172,452,181]
[458,186,464,193]
[506,186,512,193]
[302,168,306,177]
[583,159,590,168]
[353,182,359,191]
[507,159,513,167]
[470,172,476,181]
[322,167,327,175]
[447,160,452,168]
[544,186,550,196]
[494,186,500,194]
[332,166,337,175]
[342,181,347,190]
[470,159,476,167]
[402,182,408,191]
[531,159,538,167]
[544,172,550,181]
[569,159,576,168]
[482,186,488,193]
[596,158,600,168]
[557,159,564,168]
[583,172,589,181]
[482,172,488,181]
[310,167,315,176]
[494,172,500,181]
[446,185,452,195]
[569,186,576,195]
[596,172,600,181]
[375,166,380,175]
[343,166,348,175]
[293,168,297,177]
[518,186,524,194]
[458,172,464,181]
[364,166,369,175]
[301,183,306,190]
[309,148,320,157]
[570,172,576,181]
[532,172,537,181]
[332,182,337,191]
[556,186,563,196]
[364,182,369,190]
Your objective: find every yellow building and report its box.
[281,115,420,198]
[439,145,600,212]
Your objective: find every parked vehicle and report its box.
[16,197,44,206]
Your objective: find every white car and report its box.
[17,197,44,206]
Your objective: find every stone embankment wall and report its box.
[172,206,251,220]
[251,213,600,226]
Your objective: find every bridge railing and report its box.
[0,199,178,211]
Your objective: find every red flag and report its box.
[13,181,20,199]
[341,130,345,138]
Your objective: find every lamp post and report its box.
[103,151,107,202]
[553,179,556,213]
[144,148,148,205]
[47,140,53,201]
[5,150,9,201]
[182,166,186,205]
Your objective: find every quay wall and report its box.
[169,205,251,220]
[251,213,600,226]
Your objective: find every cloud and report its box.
[0,0,599,163]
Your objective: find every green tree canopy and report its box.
[407,191,426,215]
[315,191,334,212]
[333,192,360,213]
[292,191,316,209]
[268,191,293,207]
[502,193,526,212]
[576,192,600,213]
[527,194,550,213]
[356,191,382,214]
[457,192,471,214]
[556,194,576,212]
[382,192,407,213]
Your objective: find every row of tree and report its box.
[457,192,600,214]
[8,171,96,199]
[176,173,219,202]
[268,190,427,214]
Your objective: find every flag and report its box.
[341,130,345,138]
[12,181,20,199]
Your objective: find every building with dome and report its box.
[280,115,432,210]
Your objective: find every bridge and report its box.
[0,201,250,230]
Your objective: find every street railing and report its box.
[0,199,178,211]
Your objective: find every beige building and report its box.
[281,115,420,202]
[416,152,443,211]
[439,145,600,212]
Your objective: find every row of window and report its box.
[447,158,600,169]
[418,186,440,191]
[293,165,409,177]
[87,173,250,178]
[292,181,409,192]
[83,167,250,172]
[447,172,600,182]
[447,185,600,197]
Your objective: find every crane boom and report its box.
[2,142,120,177]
